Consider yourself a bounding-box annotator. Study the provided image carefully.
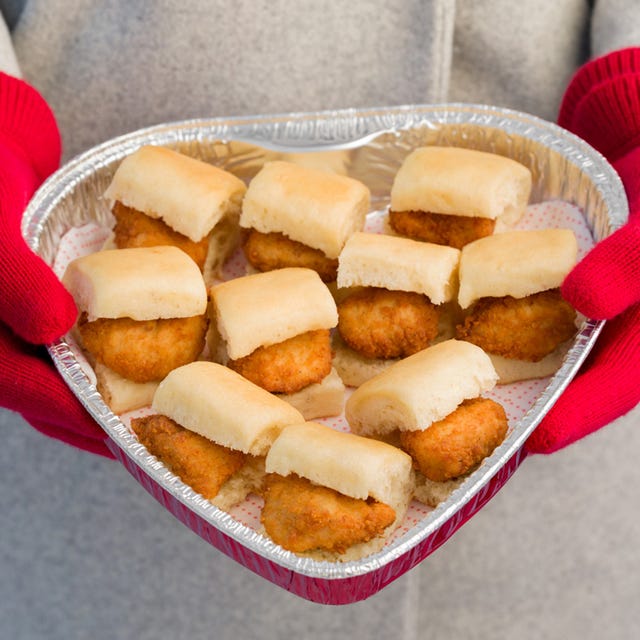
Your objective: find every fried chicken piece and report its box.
[455,289,577,362]
[389,209,496,249]
[131,414,246,499]
[261,473,396,555]
[78,313,207,383]
[112,201,209,270]
[399,397,508,482]
[242,229,339,282]
[228,329,332,394]
[337,287,440,359]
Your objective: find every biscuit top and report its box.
[337,232,460,304]
[152,362,305,456]
[457,228,578,308]
[345,339,498,436]
[239,160,370,259]
[210,267,338,360]
[265,421,413,507]
[62,246,208,321]
[390,146,532,225]
[104,145,247,241]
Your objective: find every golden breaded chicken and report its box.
[389,209,496,249]
[131,414,247,499]
[337,287,440,359]
[78,313,207,383]
[112,201,209,270]
[261,473,396,555]
[399,397,508,482]
[455,289,577,361]
[228,329,332,394]
[242,229,339,282]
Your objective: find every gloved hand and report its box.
[526,48,640,453]
[0,72,113,458]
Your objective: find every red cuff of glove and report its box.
[0,73,78,344]
[526,302,640,453]
[0,323,113,458]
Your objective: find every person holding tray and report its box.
[1,2,639,639]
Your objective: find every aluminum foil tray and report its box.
[23,104,627,605]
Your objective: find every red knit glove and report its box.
[0,72,113,458]
[526,48,640,453]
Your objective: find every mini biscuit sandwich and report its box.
[208,267,344,419]
[388,146,532,248]
[62,245,208,414]
[103,145,247,281]
[131,361,305,512]
[334,231,461,387]
[239,160,370,283]
[261,421,414,561]
[455,228,579,383]
[346,339,507,508]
